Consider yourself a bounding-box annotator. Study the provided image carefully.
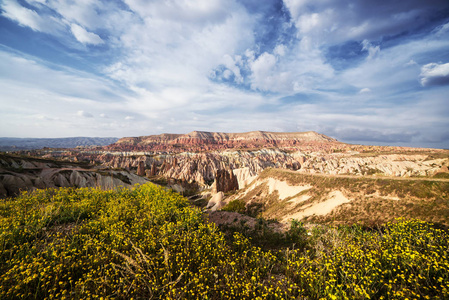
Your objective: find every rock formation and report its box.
[212,169,239,193]
[0,154,149,198]
[10,131,449,194]
[106,130,340,152]
[206,192,225,211]
[137,161,145,176]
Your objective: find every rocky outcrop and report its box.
[11,131,449,193]
[298,154,448,177]
[59,149,303,186]
[107,130,340,152]
[212,169,239,193]
[137,161,145,176]
[206,192,225,211]
[21,147,449,192]
[0,154,148,198]
[233,167,257,189]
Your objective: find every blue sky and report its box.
[1,0,449,148]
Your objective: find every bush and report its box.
[221,199,246,213]
[1,185,448,299]
[286,219,308,249]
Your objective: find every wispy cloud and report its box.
[70,24,104,45]
[420,63,449,87]
[76,110,94,118]
[0,0,448,147]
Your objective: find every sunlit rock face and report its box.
[0,154,148,198]
[106,131,339,152]
[16,131,449,193]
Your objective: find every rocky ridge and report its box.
[107,130,339,152]
[298,153,448,177]
[10,131,449,197]
[40,148,448,189]
[0,154,149,198]
[219,168,449,226]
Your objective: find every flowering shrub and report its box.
[0,184,448,299]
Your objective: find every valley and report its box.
[3,130,448,227]
[1,130,449,299]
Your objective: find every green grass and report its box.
[258,168,449,200]
[1,184,448,299]
[434,172,449,179]
[221,199,246,214]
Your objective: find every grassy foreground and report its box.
[1,183,448,299]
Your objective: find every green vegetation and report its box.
[1,184,448,299]
[258,168,449,200]
[307,198,449,227]
[221,199,246,214]
[434,172,449,179]
[245,169,449,225]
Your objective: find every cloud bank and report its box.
[0,0,448,148]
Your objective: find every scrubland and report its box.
[1,183,448,299]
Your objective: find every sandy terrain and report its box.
[266,178,312,200]
[282,190,350,222]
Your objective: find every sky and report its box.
[0,0,449,148]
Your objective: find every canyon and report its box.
[24,131,448,194]
[2,130,448,226]
[0,153,148,198]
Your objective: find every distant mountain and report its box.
[107,130,339,152]
[0,137,118,151]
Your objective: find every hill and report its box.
[219,168,449,228]
[107,130,339,151]
[0,153,148,198]
[0,183,448,299]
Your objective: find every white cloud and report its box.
[283,0,441,45]
[405,60,417,66]
[273,44,286,57]
[249,52,277,90]
[420,62,449,86]
[221,54,243,83]
[340,35,449,94]
[0,50,140,137]
[77,110,94,118]
[70,24,104,45]
[1,0,449,147]
[124,0,231,25]
[1,0,61,34]
[361,40,380,60]
[103,0,257,117]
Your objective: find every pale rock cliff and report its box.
[299,154,448,177]
[0,154,149,198]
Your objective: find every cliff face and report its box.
[35,148,448,193]
[107,131,339,152]
[11,131,449,194]
[28,146,449,193]
[213,169,239,193]
[0,154,148,198]
[298,154,448,177]
[69,149,301,186]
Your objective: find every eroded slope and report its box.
[224,168,449,226]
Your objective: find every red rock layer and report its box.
[106,131,339,152]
